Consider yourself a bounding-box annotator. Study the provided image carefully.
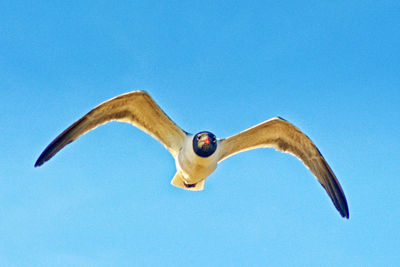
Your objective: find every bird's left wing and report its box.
[218,117,349,218]
[35,91,187,167]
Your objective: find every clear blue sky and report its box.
[1,1,399,266]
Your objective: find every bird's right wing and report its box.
[35,91,187,167]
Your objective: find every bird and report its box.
[35,90,349,218]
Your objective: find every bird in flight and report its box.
[35,91,349,218]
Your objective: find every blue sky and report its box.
[1,1,399,266]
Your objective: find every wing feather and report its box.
[219,117,349,218]
[35,91,186,167]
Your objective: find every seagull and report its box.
[35,90,349,218]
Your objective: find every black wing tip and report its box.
[341,203,350,219]
[335,188,350,219]
[34,161,42,167]
[34,149,52,167]
[34,156,45,167]
[339,207,350,219]
[333,195,349,219]
[330,191,349,219]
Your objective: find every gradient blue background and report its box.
[1,1,399,266]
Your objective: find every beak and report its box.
[204,137,210,145]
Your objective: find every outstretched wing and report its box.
[218,117,349,218]
[35,91,187,167]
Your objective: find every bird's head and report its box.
[193,131,217,157]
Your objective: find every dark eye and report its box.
[197,135,201,140]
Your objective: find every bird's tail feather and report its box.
[171,172,205,191]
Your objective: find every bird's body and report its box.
[35,90,349,218]
[174,133,219,188]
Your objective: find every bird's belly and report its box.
[176,155,217,184]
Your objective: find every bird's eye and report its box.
[197,135,201,140]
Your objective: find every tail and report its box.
[170,172,205,191]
